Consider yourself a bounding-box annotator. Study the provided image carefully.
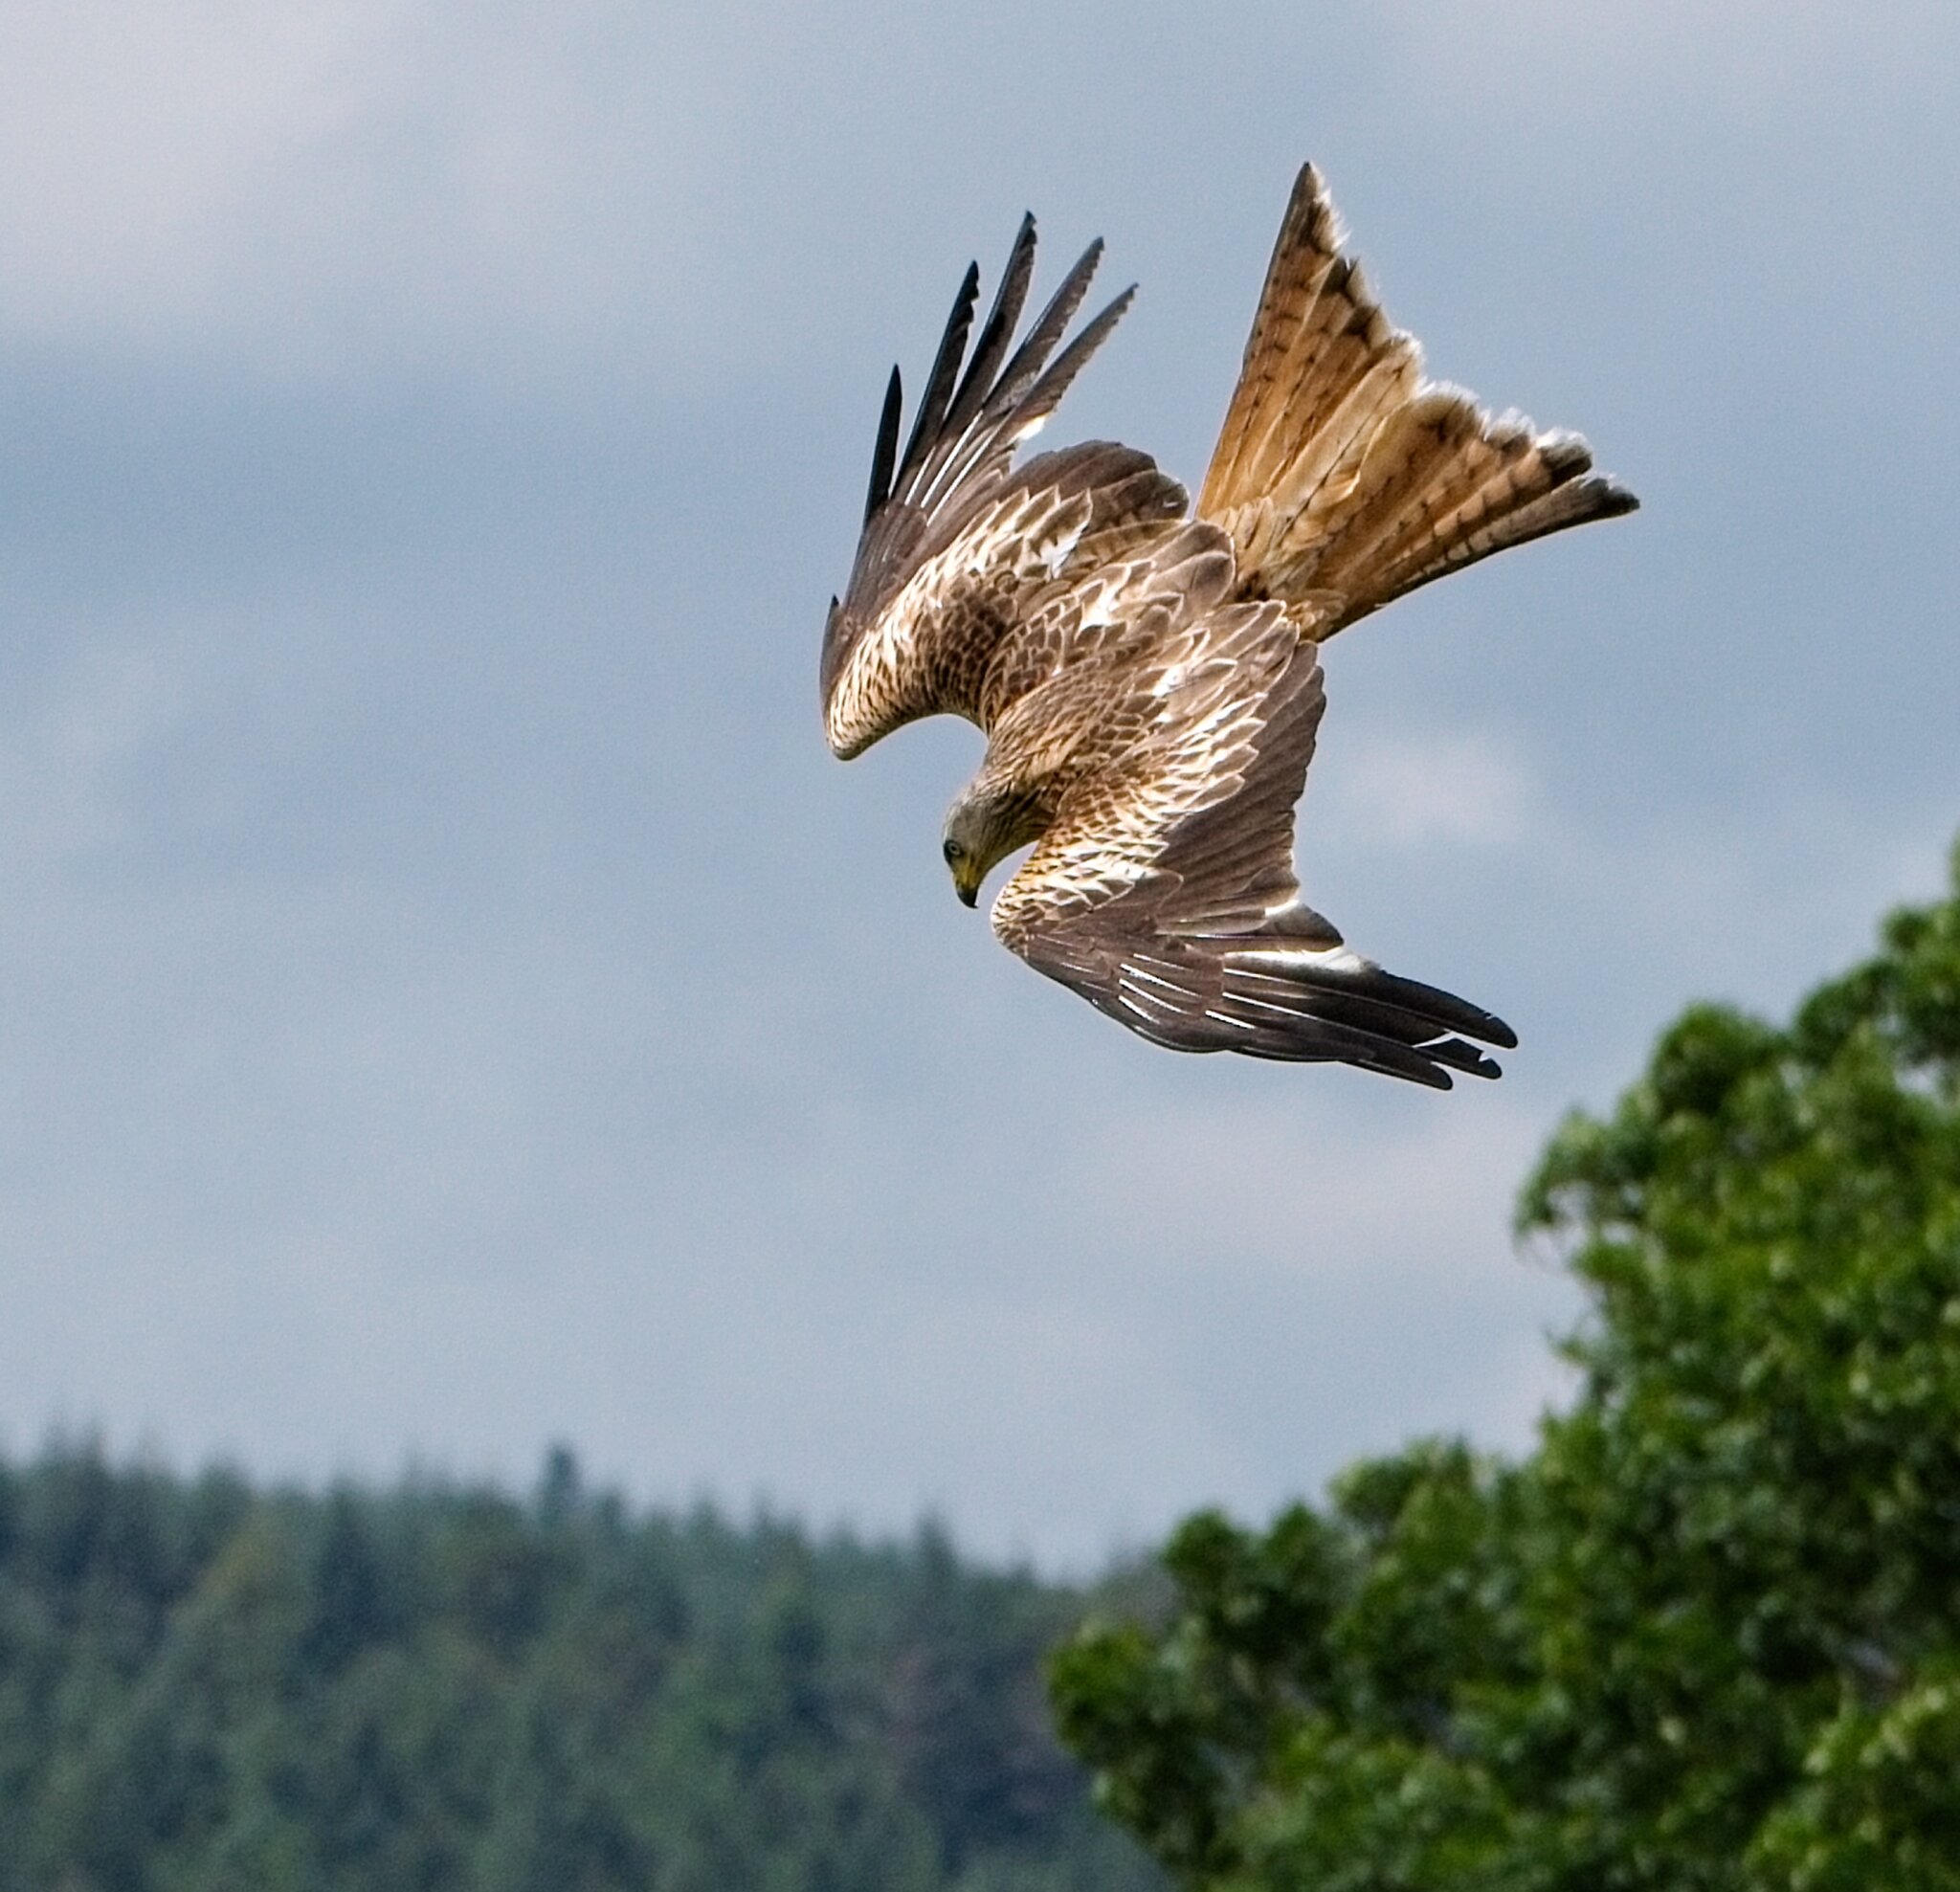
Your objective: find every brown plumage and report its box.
[820,165,1637,1087]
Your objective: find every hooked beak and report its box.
[954,876,979,908]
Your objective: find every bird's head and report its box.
[941,784,1046,908]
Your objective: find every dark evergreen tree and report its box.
[0,1448,1159,1891]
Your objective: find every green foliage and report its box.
[1052,840,1960,1889]
[0,1453,1159,1892]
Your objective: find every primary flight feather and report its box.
[821,165,1636,1088]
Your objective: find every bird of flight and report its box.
[820,166,1635,1088]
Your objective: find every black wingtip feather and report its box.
[939,214,1039,447]
[865,366,903,524]
[1219,946,1516,1081]
[1008,285,1136,440]
[893,261,980,498]
[1317,961,1518,1052]
[982,237,1106,423]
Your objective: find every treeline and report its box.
[0,1444,1163,1892]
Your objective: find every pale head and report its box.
[941,782,1048,907]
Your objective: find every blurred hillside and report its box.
[0,1443,1162,1891]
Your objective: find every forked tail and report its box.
[1197,164,1637,634]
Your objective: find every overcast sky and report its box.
[3,1,1955,1569]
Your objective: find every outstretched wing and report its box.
[1198,163,1637,633]
[822,220,1185,758]
[991,603,1515,1087]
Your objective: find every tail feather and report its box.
[1198,164,1636,634]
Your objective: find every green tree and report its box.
[1052,841,1960,1890]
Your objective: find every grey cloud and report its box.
[1,2,1955,1565]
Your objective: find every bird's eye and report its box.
[944,838,964,863]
